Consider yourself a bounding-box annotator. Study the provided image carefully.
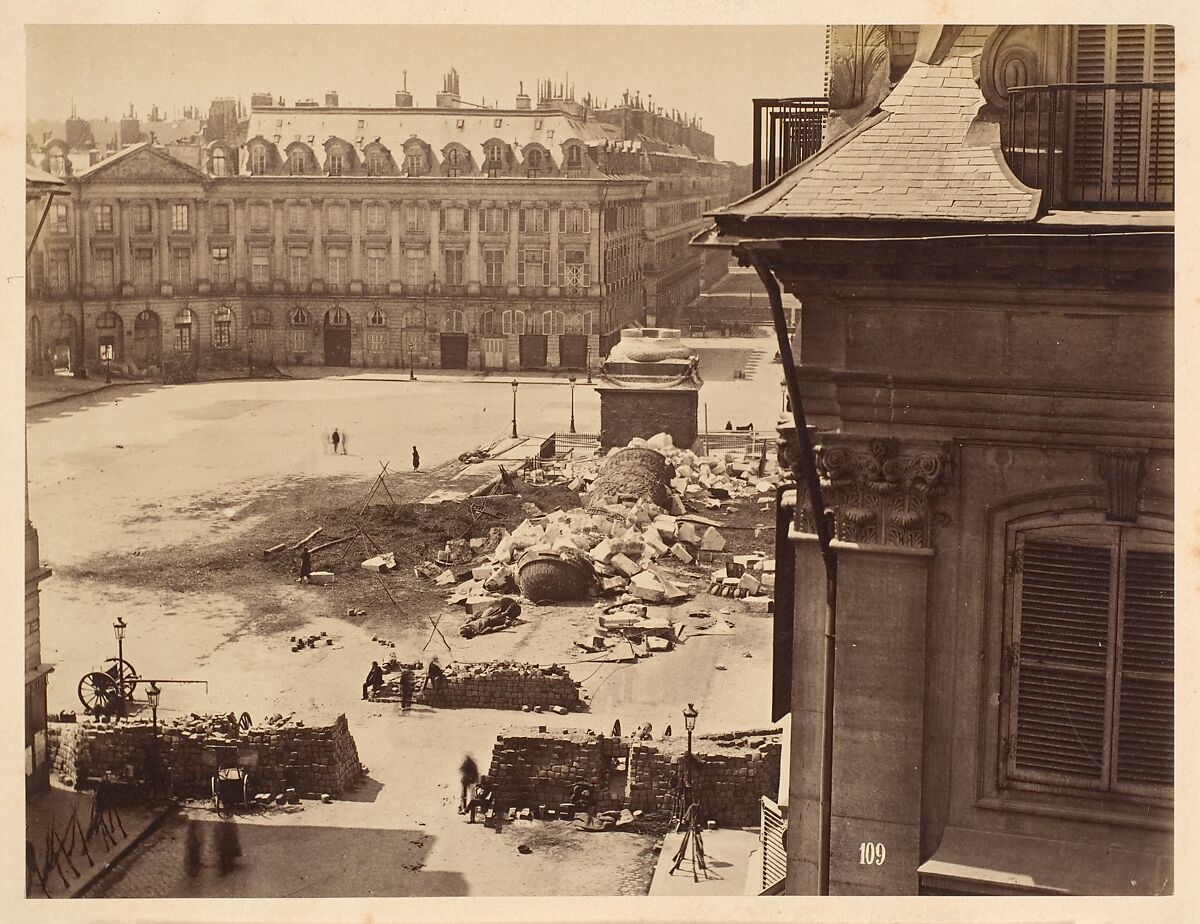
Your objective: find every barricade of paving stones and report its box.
[487,727,781,826]
[411,661,582,711]
[46,714,362,798]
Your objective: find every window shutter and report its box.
[1149,26,1175,203]
[503,208,510,232]
[517,252,526,286]
[464,208,471,232]
[1115,549,1173,789]
[557,256,565,288]
[559,208,567,232]
[519,208,527,233]
[542,208,551,232]
[584,208,592,233]
[542,252,551,286]
[1070,26,1110,197]
[1011,539,1112,783]
[439,208,446,231]
[583,262,591,288]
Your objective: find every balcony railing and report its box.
[1003,82,1174,210]
[752,97,829,191]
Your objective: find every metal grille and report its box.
[752,98,829,191]
[759,796,787,893]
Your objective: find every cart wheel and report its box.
[239,712,253,731]
[105,658,138,699]
[242,774,251,810]
[78,672,115,713]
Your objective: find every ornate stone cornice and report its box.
[1096,447,1147,523]
[778,425,953,551]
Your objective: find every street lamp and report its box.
[113,617,127,718]
[683,702,698,760]
[147,682,161,730]
[408,341,415,381]
[568,376,577,434]
[510,379,519,439]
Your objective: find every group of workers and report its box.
[361,657,446,707]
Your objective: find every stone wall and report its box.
[409,662,582,711]
[487,728,781,827]
[46,714,363,798]
[598,388,699,451]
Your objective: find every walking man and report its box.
[412,445,421,471]
[399,668,416,710]
[459,755,480,814]
[298,546,312,584]
[362,661,384,700]
[332,429,341,454]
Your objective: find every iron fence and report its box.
[1003,82,1174,209]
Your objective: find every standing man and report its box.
[340,429,348,454]
[332,429,341,454]
[298,546,312,584]
[412,445,421,471]
[362,661,384,700]
[400,667,416,711]
[459,755,479,814]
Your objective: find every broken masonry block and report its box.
[307,571,335,585]
[669,543,694,564]
[700,527,727,552]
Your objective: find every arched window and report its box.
[211,148,227,176]
[327,306,350,327]
[404,309,424,329]
[526,147,543,177]
[447,309,466,333]
[250,144,268,174]
[289,149,308,175]
[174,307,194,351]
[565,145,582,170]
[479,310,497,335]
[49,151,66,176]
[290,307,309,326]
[501,310,527,335]
[365,149,389,176]
[213,305,234,348]
[368,308,387,326]
[405,148,425,176]
[366,309,387,353]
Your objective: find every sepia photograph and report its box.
[13,3,1184,918]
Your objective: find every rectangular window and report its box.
[48,251,70,293]
[328,204,348,232]
[327,250,348,290]
[482,207,509,233]
[132,203,152,232]
[558,249,591,294]
[172,249,192,290]
[287,328,307,353]
[250,203,270,231]
[288,250,309,290]
[441,206,467,233]
[405,204,428,234]
[484,249,505,287]
[52,203,69,234]
[560,207,592,234]
[518,249,549,287]
[444,249,465,287]
[366,247,388,291]
[132,249,154,291]
[93,249,115,293]
[406,248,427,286]
[366,203,387,233]
[288,204,307,231]
[93,205,113,233]
[328,152,344,176]
[519,207,549,233]
[175,323,192,352]
[366,329,387,353]
[211,246,230,288]
[406,153,423,176]
[251,249,271,289]
[210,203,230,233]
[1005,530,1173,799]
[171,203,190,232]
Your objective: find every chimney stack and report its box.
[325,90,339,107]
[515,80,531,110]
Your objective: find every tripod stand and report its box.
[669,802,711,882]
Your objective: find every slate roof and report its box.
[722,29,1040,224]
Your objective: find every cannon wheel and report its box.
[104,658,138,700]
[78,672,116,713]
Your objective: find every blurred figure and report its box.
[184,819,203,878]
[459,755,480,814]
[412,445,421,470]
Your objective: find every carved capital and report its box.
[1097,447,1147,523]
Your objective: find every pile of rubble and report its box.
[402,660,582,712]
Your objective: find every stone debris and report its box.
[307,571,335,585]
[360,553,397,573]
[374,660,582,712]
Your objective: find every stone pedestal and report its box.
[596,385,699,451]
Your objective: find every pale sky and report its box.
[26,24,827,164]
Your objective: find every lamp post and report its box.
[683,702,698,762]
[113,617,127,718]
[147,682,161,730]
[510,379,519,438]
[105,354,112,384]
[408,340,415,381]
[568,376,577,433]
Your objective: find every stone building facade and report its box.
[709,24,1174,895]
[27,78,733,375]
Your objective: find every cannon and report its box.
[77,658,138,714]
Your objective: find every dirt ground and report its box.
[28,342,781,897]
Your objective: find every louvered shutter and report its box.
[542,208,551,232]
[1148,27,1175,203]
[464,207,471,232]
[584,208,592,234]
[559,208,567,233]
[542,251,551,286]
[439,207,446,231]
[517,251,526,287]
[518,208,527,233]
[1010,539,1113,785]
[503,208,510,232]
[1114,549,1173,790]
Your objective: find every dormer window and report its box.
[328,151,345,176]
[406,151,425,176]
[526,148,543,178]
[365,150,388,176]
[251,145,268,174]
[487,144,505,177]
[565,146,582,170]
[290,149,308,175]
[211,148,227,176]
[48,151,66,176]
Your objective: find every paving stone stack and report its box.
[45,713,363,799]
[414,661,582,711]
[486,727,782,827]
[48,723,82,786]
